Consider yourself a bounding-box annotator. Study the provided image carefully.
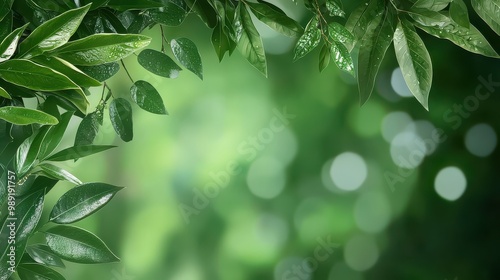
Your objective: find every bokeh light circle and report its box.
[247,156,286,199]
[434,166,467,201]
[330,152,367,191]
[465,123,497,157]
[390,68,412,97]
[381,112,413,142]
[344,235,379,271]
[354,192,391,233]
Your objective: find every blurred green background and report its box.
[37,1,500,279]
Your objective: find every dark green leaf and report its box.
[0,0,13,22]
[52,34,151,66]
[412,0,451,11]
[326,0,345,17]
[0,11,12,40]
[131,80,167,114]
[39,111,73,160]
[171,38,203,80]
[0,86,10,99]
[17,264,66,280]
[0,107,58,126]
[78,62,120,82]
[450,0,469,28]
[212,23,231,61]
[330,41,354,75]
[358,10,394,105]
[0,59,81,92]
[75,112,101,146]
[137,49,182,78]
[293,16,321,61]
[16,126,50,175]
[31,56,101,87]
[471,0,500,36]
[246,1,303,37]
[26,245,66,268]
[328,22,355,47]
[184,0,217,28]
[45,225,120,263]
[107,0,163,10]
[49,89,89,115]
[236,4,267,76]
[45,145,116,161]
[50,182,123,224]
[81,0,110,10]
[345,0,384,51]
[394,19,433,110]
[148,2,187,26]
[319,44,330,72]
[38,163,82,184]
[18,5,91,58]
[109,98,133,142]
[0,23,28,63]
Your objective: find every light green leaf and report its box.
[412,0,451,11]
[38,162,82,185]
[0,86,10,99]
[17,264,66,280]
[26,244,66,268]
[293,16,321,61]
[39,111,74,160]
[45,145,116,161]
[345,0,384,51]
[171,38,203,80]
[450,0,469,28]
[52,34,151,66]
[18,5,91,58]
[49,182,123,224]
[358,10,394,105]
[245,1,303,37]
[131,80,167,115]
[326,0,345,17]
[471,0,500,36]
[236,4,267,76]
[45,225,120,263]
[109,98,133,142]
[394,19,433,110]
[0,23,28,62]
[0,107,58,126]
[16,127,50,175]
[137,49,182,78]
[330,41,354,75]
[319,44,330,72]
[31,56,101,87]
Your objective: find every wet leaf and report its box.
[45,145,116,161]
[131,80,167,114]
[17,264,66,280]
[137,49,182,78]
[471,0,500,36]
[0,107,58,126]
[246,1,303,37]
[171,38,203,80]
[38,162,82,185]
[109,98,133,142]
[26,244,66,268]
[0,23,28,63]
[293,16,321,61]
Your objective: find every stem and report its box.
[120,60,134,83]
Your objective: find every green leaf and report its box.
[137,49,182,78]
[212,23,231,62]
[39,111,74,160]
[412,11,499,58]
[0,190,45,278]
[319,44,330,72]
[78,62,120,82]
[131,80,167,114]
[148,2,187,26]
[109,98,133,142]
[450,0,469,28]
[18,5,91,58]
[184,0,218,28]
[412,0,451,11]
[328,22,355,47]
[49,89,90,115]
[330,41,355,75]
[75,112,101,146]
[345,0,384,51]
[0,86,10,99]
[357,10,394,105]
[293,16,321,61]
[171,38,203,80]
[81,0,110,10]
[26,245,66,268]
[38,162,82,184]
[236,4,267,76]
[246,1,303,37]
[107,0,163,10]
[16,127,50,175]
[326,0,345,17]
[31,56,102,87]
[0,23,28,63]
[45,225,120,263]
[52,34,151,66]
[49,182,123,224]
[394,19,433,110]
[0,11,12,40]
[0,0,13,22]
[0,107,58,126]
[45,145,116,161]
[17,264,66,280]
[471,0,500,36]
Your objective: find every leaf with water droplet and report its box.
[326,0,345,17]
[131,80,167,115]
[293,16,321,61]
[245,1,303,37]
[471,0,500,36]
[171,38,203,80]
[109,98,133,142]
[137,49,182,78]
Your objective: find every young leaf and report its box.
[245,1,303,37]
[131,80,167,114]
[148,2,187,26]
[394,19,433,110]
[471,0,500,36]
[16,127,50,175]
[26,245,66,268]
[31,56,102,87]
[319,44,330,72]
[357,10,394,105]
[0,107,58,125]
[412,0,451,11]
[18,4,91,58]
[345,0,384,51]
[45,145,116,161]
[137,49,182,78]
[412,12,499,58]
[0,23,28,63]
[52,34,151,66]
[449,0,469,28]
[17,264,66,280]
[109,98,133,142]
[49,182,123,224]
[293,16,321,61]
[38,162,82,185]
[171,38,203,80]
[330,41,355,75]
[39,111,74,160]
[326,0,345,17]
[0,86,11,99]
[75,112,101,146]
[78,62,120,82]
[236,4,268,76]
[0,59,80,92]
[45,225,120,263]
